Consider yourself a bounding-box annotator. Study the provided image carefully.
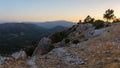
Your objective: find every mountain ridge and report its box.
[33,20,75,28]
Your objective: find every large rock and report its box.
[68,23,94,37]
[76,23,94,32]
[68,23,106,39]
[0,56,9,65]
[11,50,27,60]
[26,56,37,68]
[33,37,51,56]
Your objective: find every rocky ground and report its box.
[0,23,120,68]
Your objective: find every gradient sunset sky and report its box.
[0,0,120,22]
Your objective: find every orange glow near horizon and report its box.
[0,0,120,23]
[1,8,120,23]
[0,14,106,23]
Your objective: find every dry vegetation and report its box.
[1,23,120,68]
[34,23,120,68]
[0,59,29,68]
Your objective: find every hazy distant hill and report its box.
[0,23,68,55]
[49,26,68,33]
[34,20,75,28]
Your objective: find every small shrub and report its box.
[72,40,80,44]
[50,31,66,43]
[104,42,113,51]
[48,44,55,52]
[93,20,104,29]
[84,38,88,41]
[80,48,85,51]
[65,38,70,43]
[24,44,37,56]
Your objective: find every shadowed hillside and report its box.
[0,23,69,56]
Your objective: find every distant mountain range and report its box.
[33,20,75,28]
[0,20,75,28]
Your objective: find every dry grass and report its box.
[1,23,120,68]
[34,24,120,68]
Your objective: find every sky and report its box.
[0,0,120,22]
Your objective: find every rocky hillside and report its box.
[1,23,120,68]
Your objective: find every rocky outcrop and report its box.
[65,23,108,42]
[33,37,52,56]
[0,50,27,67]
[32,23,120,68]
[48,47,84,65]
[67,24,92,37]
